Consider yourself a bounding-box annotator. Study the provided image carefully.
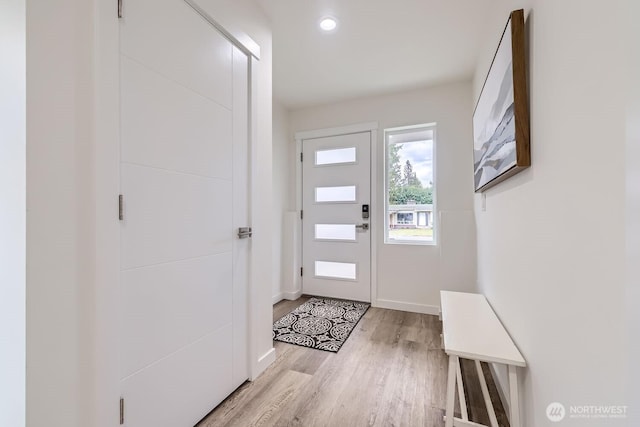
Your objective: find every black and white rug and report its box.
[272,297,370,353]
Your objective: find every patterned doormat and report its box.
[272,297,370,353]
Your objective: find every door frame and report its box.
[294,122,379,305]
[93,2,262,425]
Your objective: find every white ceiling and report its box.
[257,0,514,109]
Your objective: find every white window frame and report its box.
[384,123,437,246]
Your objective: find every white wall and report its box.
[290,82,477,313]
[627,0,640,415]
[27,1,274,426]
[474,2,629,425]
[26,0,96,425]
[0,1,26,426]
[272,99,293,302]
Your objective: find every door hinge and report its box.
[300,267,303,277]
[118,195,124,221]
[300,152,303,162]
[119,398,124,425]
[117,0,123,18]
[300,210,303,220]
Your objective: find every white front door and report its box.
[302,132,371,302]
[119,0,249,425]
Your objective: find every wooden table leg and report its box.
[445,354,457,427]
[508,365,520,427]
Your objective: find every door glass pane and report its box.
[315,147,356,166]
[315,224,356,241]
[315,185,356,203]
[315,261,357,280]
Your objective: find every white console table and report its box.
[440,291,526,427]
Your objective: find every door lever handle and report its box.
[355,223,369,231]
[238,227,252,239]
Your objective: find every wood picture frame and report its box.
[473,9,530,192]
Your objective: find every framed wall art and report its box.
[473,9,530,192]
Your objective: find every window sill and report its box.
[384,239,437,247]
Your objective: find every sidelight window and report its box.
[384,124,436,245]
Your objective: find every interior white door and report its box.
[119,0,249,425]
[302,132,371,302]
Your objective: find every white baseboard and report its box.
[282,289,302,301]
[373,298,441,315]
[272,293,284,304]
[272,290,302,305]
[251,347,276,381]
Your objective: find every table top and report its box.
[440,291,526,367]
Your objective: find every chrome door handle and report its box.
[355,223,369,231]
[238,227,252,239]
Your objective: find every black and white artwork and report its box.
[473,19,518,191]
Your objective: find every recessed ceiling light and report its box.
[319,17,338,32]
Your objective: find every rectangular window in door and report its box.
[314,261,357,281]
[314,224,357,242]
[315,185,357,203]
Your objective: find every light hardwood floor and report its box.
[198,297,509,427]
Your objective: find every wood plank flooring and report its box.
[198,297,509,427]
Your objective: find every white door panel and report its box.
[231,46,249,385]
[120,0,233,108]
[121,325,234,427]
[121,56,232,179]
[120,1,250,425]
[120,253,232,378]
[302,132,371,302]
[120,164,232,270]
